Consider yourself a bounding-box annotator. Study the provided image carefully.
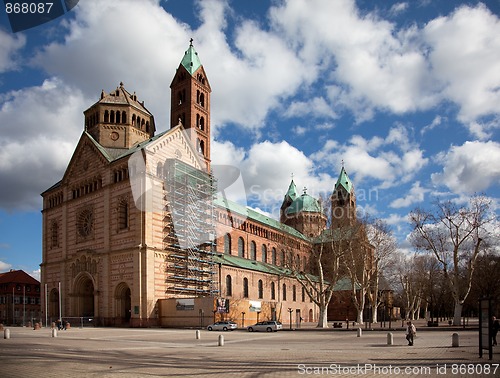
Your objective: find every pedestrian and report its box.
[406,321,416,346]
[492,316,499,346]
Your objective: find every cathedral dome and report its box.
[285,192,322,216]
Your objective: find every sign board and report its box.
[176,299,194,311]
[478,298,492,360]
[249,301,261,312]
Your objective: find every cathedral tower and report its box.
[331,167,356,227]
[170,40,212,171]
[84,82,155,149]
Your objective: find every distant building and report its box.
[41,41,374,327]
[0,269,41,325]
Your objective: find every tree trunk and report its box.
[317,305,329,328]
[371,304,378,324]
[453,302,463,326]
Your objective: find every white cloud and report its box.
[213,139,335,217]
[311,124,428,188]
[292,125,307,136]
[0,260,12,271]
[0,78,86,210]
[423,4,500,124]
[389,3,409,17]
[284,97,337,119]
[420,115,444,135]
[432,140,500,195]
[390,181,429,208]
[0,29,26,73]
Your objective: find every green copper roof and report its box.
[335,167,354,193]
[180,43,202,76]
[285,192,322,215]
[214,194,309,241]
[285,179,298,201]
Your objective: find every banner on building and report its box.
[249,301,261,312]
[216,298,229,313]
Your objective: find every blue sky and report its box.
[1,0,499,280]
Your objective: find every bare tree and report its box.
[341,219,373,325]
[365,218,397,323]
[287,230,347,328]
[409,196,495,325]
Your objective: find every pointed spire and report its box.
[180,39,202,75]
[335,166,354,193]
[285,179,298,201]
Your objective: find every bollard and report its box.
[218,334,224,346]
[357,328,362,337]
[195,330,201,340]
[387,332,393,345]
[51,328,58,338]
[4,328,10,339]
[452,333,459,347]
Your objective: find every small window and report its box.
[226,275,232,296]
[243,277,249,298]
[282,283,287,301]
[258,280,263,299]
[238,237,245,258]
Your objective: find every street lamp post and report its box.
[241,312,245,328]
[288,308,293,330]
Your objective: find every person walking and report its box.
[492,316,499,346]
[406,321,416,346]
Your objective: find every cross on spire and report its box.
[189,38,194,46]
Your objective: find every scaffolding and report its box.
[163,159,218,296]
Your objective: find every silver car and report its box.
[207,321,238,331]
[247,321,283,332]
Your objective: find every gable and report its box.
[61,132,110,186]
[145,124,203,171]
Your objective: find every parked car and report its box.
[247,321,283,332]
[207,321,238,331]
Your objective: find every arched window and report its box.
[146,121,150,133]
[224,234,231,255]
[118,199,129,230]
[258,280,263,299]
[200,116,205,131]
[238,237,245,258]
[104,110,109,123]
[132,114,136,126]
[243,277,249,298]
[272,247,277,265]
[261,244,267,263]
[250,241,256,260]
[292,285,297,302]
[156,162,163,178]
[281,251,285,266]
[302,286,306,302]
[122,111,126,123]
[270,282,275,300]
[116,110,121,123]
[110,110,115,123]
[282,283,287,301]
[199,140,205,155]
[226,275,232,296]
[51,221,59,248]
[200,93,205,107]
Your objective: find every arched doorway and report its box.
[115,282,131,325]
[308,309,313,322]
[73,273,95,317]
[49,288,60,321]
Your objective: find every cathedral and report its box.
[41,42,370,327]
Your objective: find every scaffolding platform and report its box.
[163,159,218,297]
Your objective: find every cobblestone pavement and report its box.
[0,322,498,377]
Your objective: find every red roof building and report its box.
[0,269,41,326]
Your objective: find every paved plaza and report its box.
[1,321,499,377]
